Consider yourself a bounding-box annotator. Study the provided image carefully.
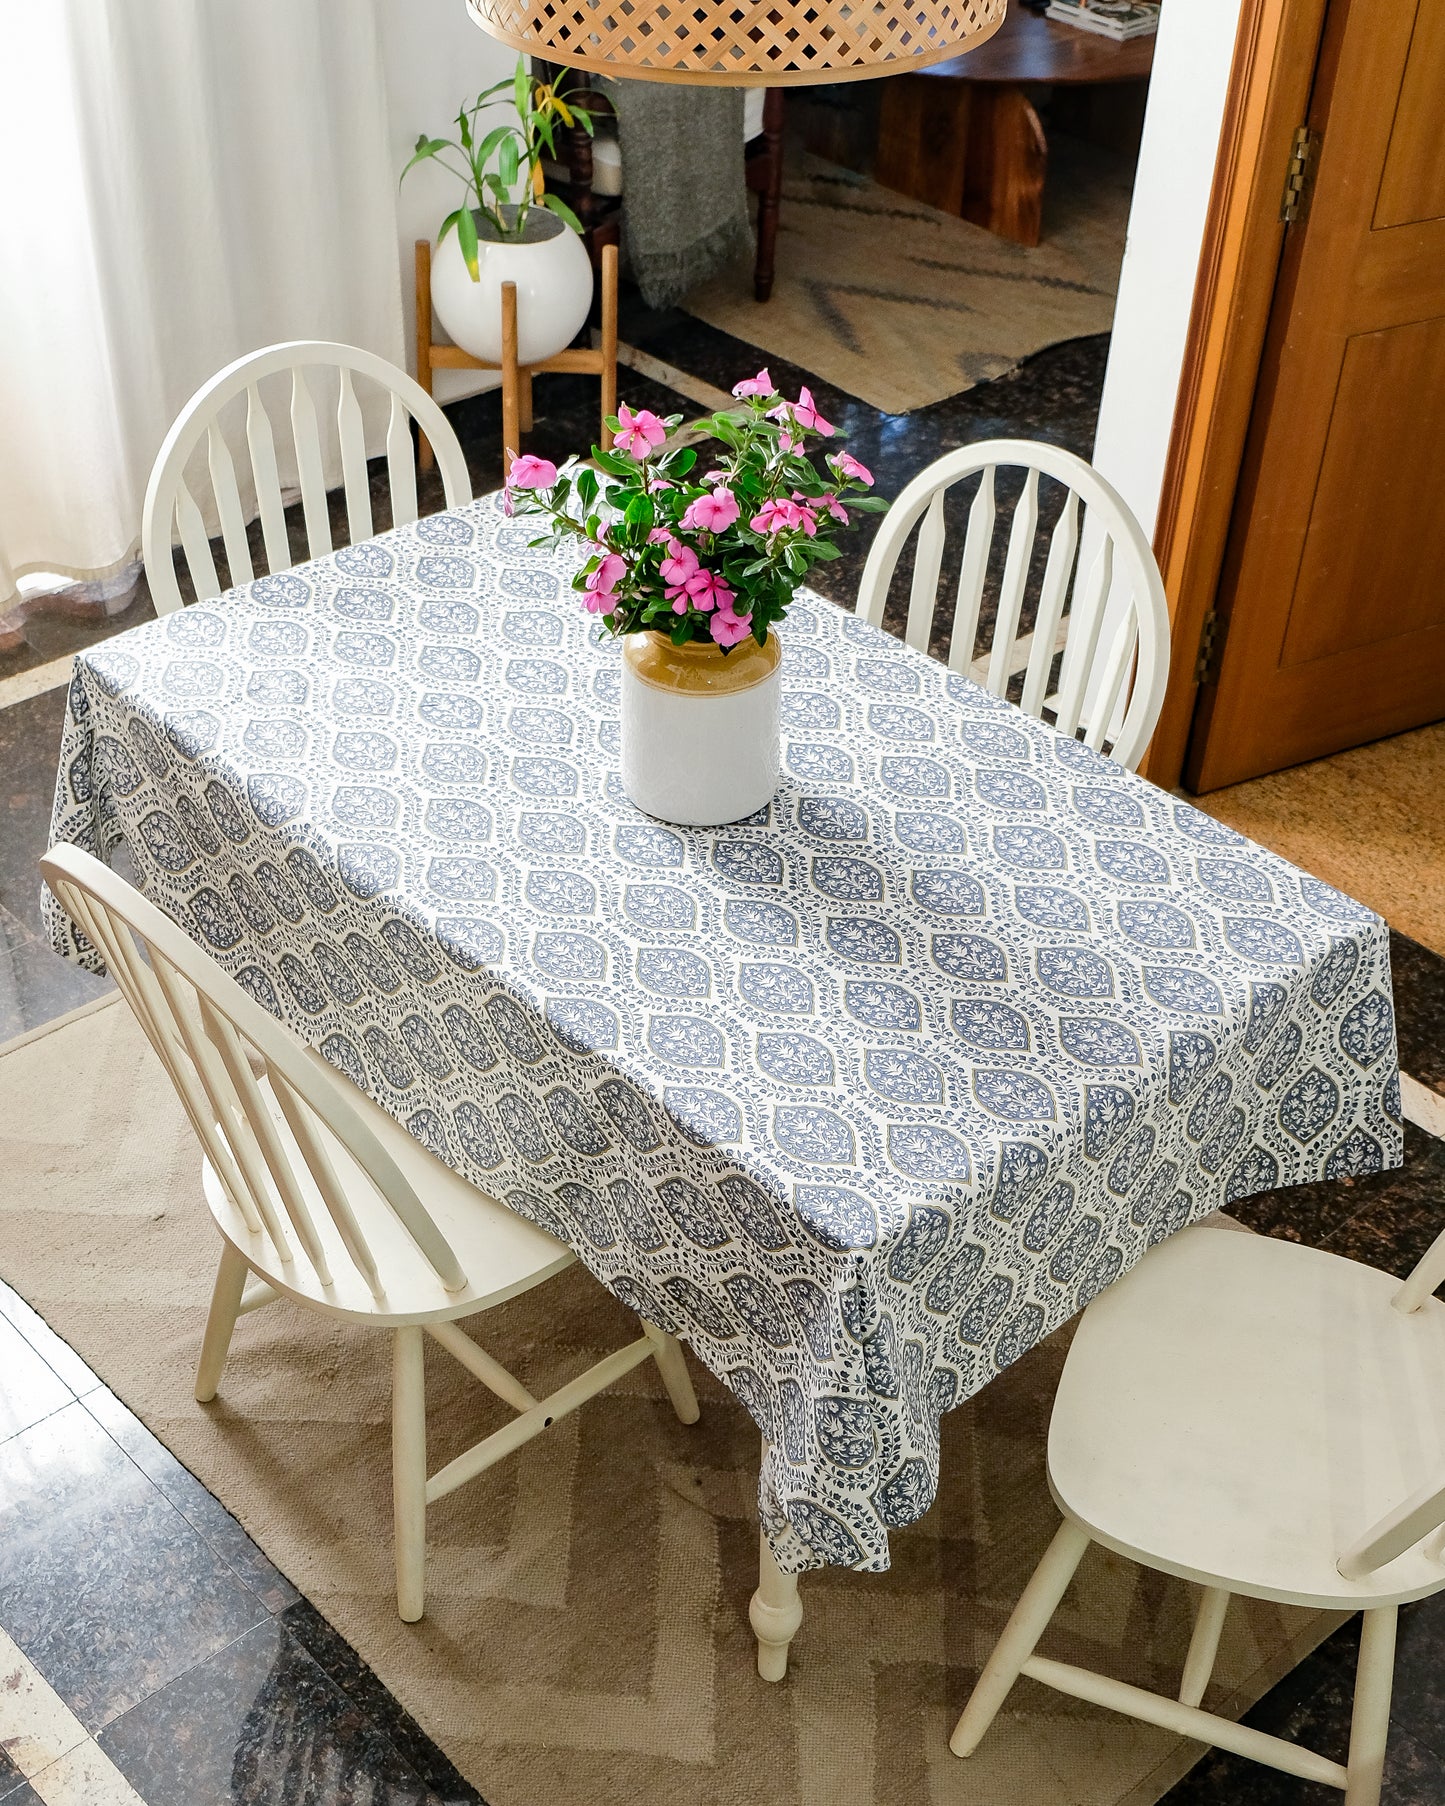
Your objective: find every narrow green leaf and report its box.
[540,192,582,233]
[456,204,480,281]
[498,134,520,192]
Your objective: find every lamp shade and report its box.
[465,0,1005,86]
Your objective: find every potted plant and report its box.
[403,59,595,366]
[506,370,885,826]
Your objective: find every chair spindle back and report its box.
[41,845,468,1301]
[142,340,473,616]
[855,439,1170,772]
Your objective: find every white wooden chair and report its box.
[141,341,473,617]
[41,843,698,1622]
[950,1220,1445,1806]
[855,439,1170,772]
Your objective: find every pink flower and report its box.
[751,497,813,537]
[770,385,834,439]
[681,487,740,533]
[508,454,558,490]
[710,605,754,648]
[583,551,626,615]
[732,368,775,399]
[818,495,849,525]
[659,537,700,608]
[683,568,735,614]
[829,450,873,485]
[659,538,699,586]
[614,403,667,462]
[647,526,674,545]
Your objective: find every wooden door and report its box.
[1185,0,1445,792]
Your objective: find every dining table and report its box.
[45,491,1404,1677]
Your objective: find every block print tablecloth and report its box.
[47,496,1403,1572]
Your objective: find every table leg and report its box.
[962,84,1048,248]
[748,1440,803,1681]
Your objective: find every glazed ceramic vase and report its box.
[620,630,782,826]
[430,206,593,367]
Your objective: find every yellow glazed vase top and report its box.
[622,629,781,697]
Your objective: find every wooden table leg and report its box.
[962,83,1048,248]
[748,1439,803,1681]
[501,281,519,478]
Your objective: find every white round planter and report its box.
[621,630,782,827]
[430,206,593,367]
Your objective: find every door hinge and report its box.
[1194,608,1221,686]
[1280,125,1319,225]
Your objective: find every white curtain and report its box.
[0,1,407,610]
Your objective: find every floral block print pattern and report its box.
[46,496,1403,1574]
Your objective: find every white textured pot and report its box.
[430,206,593,367]
[621,630,782,827]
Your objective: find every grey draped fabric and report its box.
[605,79,752,308]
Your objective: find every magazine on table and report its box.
[1044,0,1160,40]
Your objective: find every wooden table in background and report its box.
[876,6,1155,246]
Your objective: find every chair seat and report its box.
[1049,1224,1445,1609]
[203,1050,573,1325]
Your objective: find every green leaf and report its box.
[661,447,698,477]
[576,466,599,508]
[498,134,520,192]
[456,204,480,281]
[513,56,530,124]
[437,208,462,244]
[476,124,513,168]
[539,192,582,233]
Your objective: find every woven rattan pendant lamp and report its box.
[465,0,1004,86]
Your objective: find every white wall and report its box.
[375,0,514,401]
[1091,0,1243,538]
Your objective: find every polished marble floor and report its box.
[3,307,1445,1804]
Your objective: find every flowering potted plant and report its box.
[403,59,595,366]
[506,369,884,825]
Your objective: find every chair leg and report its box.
[1179,1586,1231,1708]
[194,1244,249,1403]
[641,1321,700,1424]
[393,1325,428,1623]
[950,1518,1092,1757]
[1344,1606,1398,1806]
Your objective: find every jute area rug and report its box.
[682,141,1130,416]
[0,997,1338,1806]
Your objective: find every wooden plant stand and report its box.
[414,239,617,475]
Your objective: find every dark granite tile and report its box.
[98,1616,458,1806]
[0,577,156,677]
[1226,1122,1441,1253]
[1392,930,1445,1096]
[0,905,112,1043]
[1160,1611,1445,1806]
[0,1401,268,1731]
[0,1745,29,1801]
[1387,1591,1445,1766]
[0,1280,104,1397]
[280,1599,483,1805]
[1309,1124,1445,1280]
[84,1388,300,1616]
[0,1314,73,1445]
[0,1781,41,1806]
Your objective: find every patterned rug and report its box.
[682,142,1130,415]
[0,997,1340,1806]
